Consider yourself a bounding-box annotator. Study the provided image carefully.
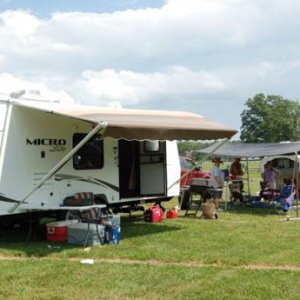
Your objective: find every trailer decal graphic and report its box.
[54,174,119,192]
[26,138,67,152]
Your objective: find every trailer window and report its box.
[272,158,294,169]
[144,141,160,153]
[73,134,104,170]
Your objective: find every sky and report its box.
[0,0,300,134]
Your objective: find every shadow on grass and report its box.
[121,221,181,239]
[224,203,285,217]
[0,215,181,256]
[0,219,116,257]
[0,222,66,257]
[0,222,46,242]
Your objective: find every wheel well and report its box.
[94,194,108,205]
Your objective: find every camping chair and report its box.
[228,180,244,205]
[259,181,280,202]
[274,182,295,213]
[63,192,110,246]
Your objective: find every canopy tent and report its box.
[197,141,300,158]
[14,100,237,141]
[198,141,300,218]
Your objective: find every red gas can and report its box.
[144,205,164,222]
[166,209,177,219]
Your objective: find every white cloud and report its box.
[0,10,39,39]
[0,0,300,128]
[71,66,226,107]
[0,73,75,103]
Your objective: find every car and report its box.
[180,156,210,189]
[179,156,211,209]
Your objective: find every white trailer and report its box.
[0,95,236,222]
[260,155,300,189]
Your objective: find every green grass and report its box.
[0,201,300,299]
[0,259,299,300]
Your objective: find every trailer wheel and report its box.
[180,189,192,210]
[65,210,81,221]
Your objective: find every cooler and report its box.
[67,222,105,246]
[46,220,78,243]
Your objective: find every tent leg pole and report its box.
[246,159,250,196]
[295,152,299,218]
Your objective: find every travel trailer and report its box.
[0,93,236,222]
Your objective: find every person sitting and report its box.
[274,177,295,212]
[260,160,280,199]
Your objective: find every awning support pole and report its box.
[295,152,299,218]
[8,121,107,214]
[246,159,251,196]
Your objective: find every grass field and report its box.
[0,198,300,300]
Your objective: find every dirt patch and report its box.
[92,258,300,272]
[0,255,299,272]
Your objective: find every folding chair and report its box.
[274,184,295,213]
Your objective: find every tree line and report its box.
[240,93,300,143]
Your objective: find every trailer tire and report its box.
[180,189,192,210]
[65,210,81,221]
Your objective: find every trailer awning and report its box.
[14,101,237,140]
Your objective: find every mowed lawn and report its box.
[0,200,300,300]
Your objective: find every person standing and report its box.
[262,160,280,191]
[230,157,244,180]
[210,157,225,208]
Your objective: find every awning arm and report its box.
[8,121,107,214]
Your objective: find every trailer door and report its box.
[139,141,166,196]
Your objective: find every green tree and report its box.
[177,141,211,161]
[240,93,300,142]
